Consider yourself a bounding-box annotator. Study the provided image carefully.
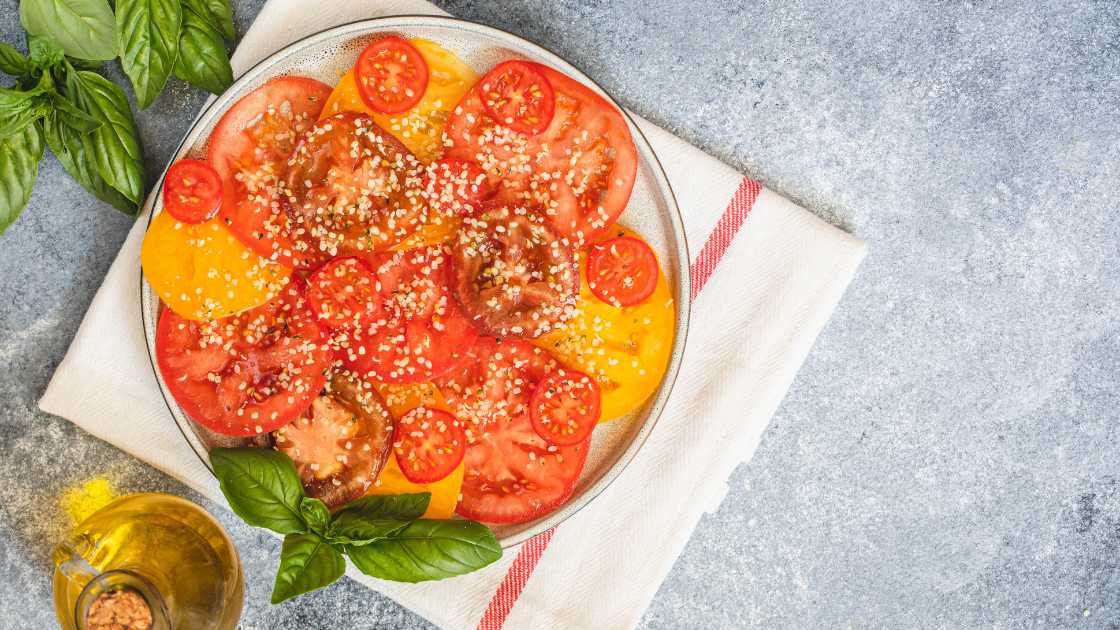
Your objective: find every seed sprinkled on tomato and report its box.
[392,407,465,484]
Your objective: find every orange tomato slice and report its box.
[141,211,291,320]
[535,226,676,421]
[365,382,464,519]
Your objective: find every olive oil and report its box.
[53,493,243,630]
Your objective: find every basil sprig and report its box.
[210,448,503,604]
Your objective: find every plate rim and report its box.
[140,13,692,549]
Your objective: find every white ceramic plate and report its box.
[142,15,690,547]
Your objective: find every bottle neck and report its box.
[74,569,171,630]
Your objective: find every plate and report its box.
[141,15,690,548]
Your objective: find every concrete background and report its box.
[2,0,1118,627]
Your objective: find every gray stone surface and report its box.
[1,0,1117,627]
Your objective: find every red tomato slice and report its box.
[305,257,380,329]
[156,280,332,436]
[355,36,429,115]
[478,60,555,135]
[208,76,333,268]
[586,235,659,307]
[422,158,491,217]
[274,371,394,507]
[529,368,601,446]
[435,336,589,524]
[162,159,222,223]
[339,245,479,384]
[393,407,465,483]
[435,337,552,442]
[281,112,426,264]
[444,62,637,243]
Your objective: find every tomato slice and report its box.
[281,112,426,264]
[529,368,601,446]
[305,256,379,330]
[273,371,394,507]
[452,206,579,338]
[339,245,479,384]
[155,280,332,436]
[208,76,333,268]
[478,60,555,135]
[444,63,637,242]
[586,236,659,307]
[392,407,465,483]
[355,36,429,115]
[434,336,589,524]
[162,159,222,223]
[423,158,491,217]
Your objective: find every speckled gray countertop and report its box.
[2,1,1119,628]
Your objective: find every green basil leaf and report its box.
[0,44,31,77]
[115,0,181,108]
[28,36,65,69]
[66,57,103,71]
[172,7,232,95]
[0,89,48,138]
[0,123,44,234]
[19,0,117,61]
[334,493,431,522]
[346,519,502,583]
[64,67,144,204]
[327,513,409,547]
[42,113,135,213]
[210,448,307,535]
[181,0,234,41]
[47,92,101,133]
[299,497,331,535]
[271,533,346,604]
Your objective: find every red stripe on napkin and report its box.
[476,176,762,630]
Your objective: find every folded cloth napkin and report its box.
[40,0,867,627]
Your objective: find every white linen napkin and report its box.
[40,1,867,628]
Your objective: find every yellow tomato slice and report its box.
[320,38,479,249]
[535,226,676,421]
[140,212,291,320]
[365,382,463,519]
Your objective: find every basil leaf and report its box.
[271,533,345,604]
[172,7,232,95]
[19,0,117,61]
[210,448,307,535]
[0,89,49,137]
[181,0,234,42]
[116,0,181,108]
[47,92,101,133]
[346,519,502,583]
[64,67,144,205]
[42,111,135,214]
[0,44,31,77]
[28,36,65,69]
[334,493,431,522]
[66,57,103,71]
[0,123,44,234]
[327,513,409,546]
[299,497,331,535]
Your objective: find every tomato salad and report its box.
[143,37,675,526]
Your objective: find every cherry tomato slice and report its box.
[586,236,659,307]
[529,368,601,446]
[339,245,479,384]
[423,158,491,217]
[162,159,222,224]
[392,407,465,484]
[155,280,332,436]
[305,257,380,329]
[273,371,394,507]
[355,36,429,115]
[478,60,555,135]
